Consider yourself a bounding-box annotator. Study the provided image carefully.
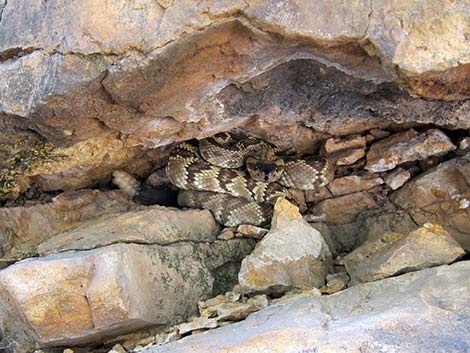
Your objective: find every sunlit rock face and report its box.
[1,0,470,199]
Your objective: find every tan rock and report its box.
[239,199,332,293]
[327,174,383,196]
[329,148,366,166]
[175,318,218,336]
[0,238,254,349]
[38,206,219,255]
[320,272,350,294]
[0,190,136,258]
[344,223,465,284]
[391,156,470,250]
[366,129,456,172]
[235,225,268,240]
[312,192,379,224]
[324,135,366,154]
[217,228,236,240]
[200,295,269,322]
[143,262,470,353]
[304,186,332,203]
[384,167,411,190]
[369,129,391,139]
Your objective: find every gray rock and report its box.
[384,167,411,190]
[344,223,465,284]
[142,261,470,353]
[38,206,219,255]
[239,199,332,293]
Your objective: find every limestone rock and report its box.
[324,135,366,154]
[238,199,332,293]
[344,223,465,284]
[38,206,219,255]
[327,174,383,196]
[311,191,379,224]
[384,167,411,190]
[320,272,350,294]
[365,129,456,172]
[0,190,136,258]
[200,295,269,323]
[0,239,254,351]
[174,318,218,336]
[235,225,268,240]
[142,262,470,353]
[329,148,366,166]
[391,156,470,250]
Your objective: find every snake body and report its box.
[166,133,334,227]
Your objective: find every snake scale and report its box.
[114,132,334,227]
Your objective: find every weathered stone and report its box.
[0,239,254,351]
[304,186,332,203]
[327,174,383,196]
[324,135,366,154]
[392,156,470,250]
[174,318,218,336]
[320,272,350,294]
[38,206,219,255]
[235,225,268,240]
[384,167,411,190]
[366,129,456,172]
[143,262,470,353]
[459,136,470,151]
[239,199,332,293]
[0,190,136,258]
[217,228,235,240]
[344,223,465,284]
[200,295,269,323]
[329,147,366,166]
[369,128,391,139]
[312,192,379,225]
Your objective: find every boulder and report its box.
[391,155,470,249]
[0,190,136,258]
[0,239,254,351]
[238,198,332,293]
[38,206,219,255]
[327,174,383,196]
[142,261,470,353]
[365,129,456,172]
[344,223,465,284]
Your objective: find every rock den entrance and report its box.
[0,7,469,353]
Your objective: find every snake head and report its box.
[246,156,285,183]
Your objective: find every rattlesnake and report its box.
[114,133,334,227]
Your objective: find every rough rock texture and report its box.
[327,174,383,196]
[239,199,332,293]
[0,190,136,258]
[38,206,219,255]
[384,167,411,190]
[344,223,465,284]
[392,155,470,250]
[366,129,456,172]
[0,239,254,352]
[143,262,470,353]
[2,0,470,199]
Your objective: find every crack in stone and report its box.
[0,0,7,26]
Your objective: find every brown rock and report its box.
[344,223,465,284]
[369,129,391,139]
[327,174,383,196]
[175,318,218,336]
[329,148,366,166]
[38,206,219,255]
[312,192,379,224]
[235,225,268,240]
[304,186,332,203]
[200,295,269,322]
[0,239,254,350]
[0,190,136,258]
[239,199,332,293]
[365,129,456,172]
[324,135,366,154]
[384,167,411,190]
[391,156,470,250]
[320,272,350,294]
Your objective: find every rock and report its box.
[311,191,379,224]
[238,198,332,293]
[235,225,268,240]
[384,167,411,190]
[217,228,235,240]
[200,295,269,323]
[329,147,366,166]
[0,190,136,258]
[369,128,390,139]
[154,330,180,347]
[110,344,126,353]
[304,186,332,203]
[174,318,218,336]
[142,262,470,353]
[365,129,456,172]
[327,174,384,196]
[320,272,350,294]
[324,135,366,154]
[38,206,219,255]
[344,223,465,284]
[0,239,254,350]
[391,156,470,250]
[459,136,470,151]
